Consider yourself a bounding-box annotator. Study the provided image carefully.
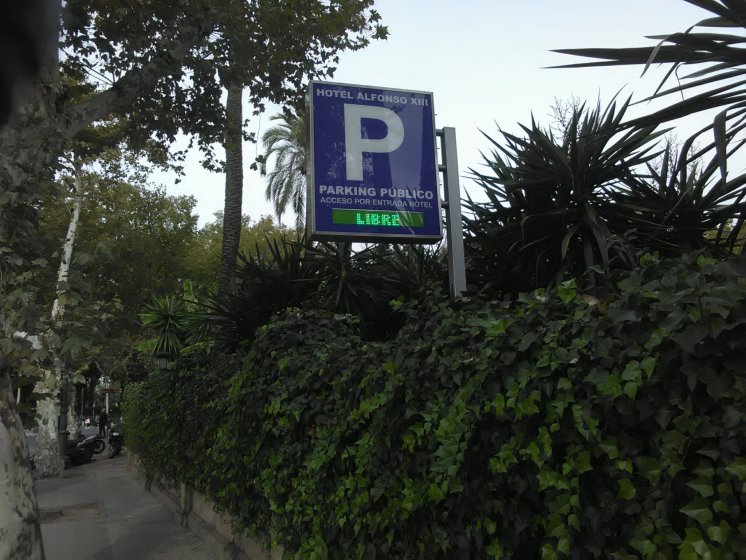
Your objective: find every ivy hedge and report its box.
[124,252,746,559]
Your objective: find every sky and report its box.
[159,0,716,227]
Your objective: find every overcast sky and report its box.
[160,0,716,226]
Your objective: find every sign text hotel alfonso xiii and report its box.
[307,81,442,242]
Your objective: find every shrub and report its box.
[123,345,238,484]
[126,252,746,558]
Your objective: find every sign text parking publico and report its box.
[307,81,442,242]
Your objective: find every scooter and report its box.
[75,432,106,454]
[66,437,97,466]
[108,428,124,458]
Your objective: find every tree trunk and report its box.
[51,160,83,323]
[0,3,58,554]
[217,81,244,300]
[34,161,84,477]
[0,367,45,560]
[32,381,63,477]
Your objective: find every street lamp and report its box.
[155,350,169,371]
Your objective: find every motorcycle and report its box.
[66,437,97,466]
[75,432,106,454]
[108,428,124,458]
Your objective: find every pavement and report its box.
[34,445,216,560]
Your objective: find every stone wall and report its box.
[128,453,283,560]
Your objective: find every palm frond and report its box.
[555,1,746,177]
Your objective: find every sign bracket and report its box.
[437,127,467,299]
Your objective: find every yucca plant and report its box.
[379,243,449,296]
[139,280,212,360]
[608,135,746,255]
[205,234,318,351]
[360,242,448,339]
[139,294,191,359]
[301,241,403,338]
[464,99,663,296]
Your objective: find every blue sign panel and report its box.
[307,81,442,243]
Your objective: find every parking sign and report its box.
[307,81,442,243]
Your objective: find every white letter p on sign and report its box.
[344,104,404,181]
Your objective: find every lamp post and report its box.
[155,350,169,371]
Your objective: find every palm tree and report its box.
[554,0,746,187]
[218,81,244,300]
[260,109,307,228]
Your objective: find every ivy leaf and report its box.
[486,540,503,559]
[686,478,714,498]
[640,356,657,378]
[599,439,619,459]
[680,528,711,558]
[617,478,636,500]
[623,381,638,399]
[680,497,713,525]
[540,543,558,560]
[426,483,445,502]
[622,361,641,381]
[637,457,661,484]
[706,522,731,545]
[672,325,708,350]
[724,457,746,480]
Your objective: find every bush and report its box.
[125,252,746,558]
[123,345,238,484]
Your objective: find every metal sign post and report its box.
[306,80,466,298]
[437,127,467,298]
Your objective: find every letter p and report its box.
[344,104,404,181]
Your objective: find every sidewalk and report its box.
[35,449,215,560]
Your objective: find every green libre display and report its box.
[331,209,424,228]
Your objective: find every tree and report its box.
[260,109,308,228]
[2,3,385,550]
[186,213,293,290]
[0,0,56,555]
[59,0,386,300]
[2,0,388,321]
[29,155,86,478]
[217,82,245,299]
[40,179,199,328]
[23,143,199,476]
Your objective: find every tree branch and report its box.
[62,17,208,140]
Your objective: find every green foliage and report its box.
[202,237,447,349]
[0,163,57,344]
[126,252,746,558]
[465,99,662,295]
[465,98,746,297]
[204,234,317,350]
[140,294,202,359]
[610,139,746,257]
[554,0,746,152]
[61,0,388,166]
[185,214,294,291]
[551,0,746,261]
[260,109,307,227]
[39,178,199,324]
[123,346,238,484]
